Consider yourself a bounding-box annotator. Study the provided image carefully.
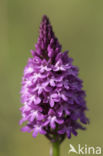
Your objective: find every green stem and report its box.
[51,142,60,156]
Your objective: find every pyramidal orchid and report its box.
[20,15,89,156]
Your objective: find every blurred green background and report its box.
[0,0,103,156]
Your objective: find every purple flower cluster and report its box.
[20,15,88,143]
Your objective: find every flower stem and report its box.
[51,142,60,156]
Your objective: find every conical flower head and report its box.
[20,15,89,142]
